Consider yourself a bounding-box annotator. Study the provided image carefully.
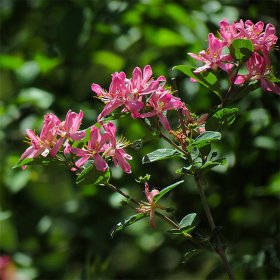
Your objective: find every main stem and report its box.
[194,174,235,280]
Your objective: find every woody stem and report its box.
[194,174,235,280]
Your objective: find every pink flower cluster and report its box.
[20,111,132,173]
[21,110,85,162]
[92,65,184,131]
[188,19,279,94]
[71,122,132,173]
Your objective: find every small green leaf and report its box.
[229,39,254,62]
[173,65,221,98]
[187,131,221,152]
[153,180,184,203]
[142,148,183,164]
[184,249,205,262]
[179,213,200,230]
[110,213,147,237]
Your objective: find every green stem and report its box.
[194,174,235,280]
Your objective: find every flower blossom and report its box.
[20,113,60,164]
[71,125,108,171]
[91,65,165,120]
[137,183,160,229]
[188,33,233,73]
[234,52,280,95]
[71,122,133,173]
[140,87,183,131]
[103,122,132,173]
[52,110,86,156]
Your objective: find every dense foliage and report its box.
[1,0,279,279]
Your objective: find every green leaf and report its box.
[173,65,221,97]
[267,74,280,83]
[169,213,200,236]
[187,131,221,152]
[207,108,239,130]
[179,213,200,230]
[110,213,147,237]
[142,148,183,164]
[13,157,59,169]
[153,180,184,203]
[184,249,205,262]
[76,165,110,185]
[200,159,226,174]
[229,39,254,62]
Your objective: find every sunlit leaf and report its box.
[229,39,254,62]
[187,131,221,152]
[173,65,221,98]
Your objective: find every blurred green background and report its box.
[0,0,279,279]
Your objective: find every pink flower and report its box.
[137,183,160,229]
[51,110,86,156]
[71,126,108,171]
[255,23,278,52]
[103,122,132,173]
[235,52,280,95]
[140,88,183,131]
[91,65,166,120]
[188,33,233,73]
[20,113,60,164]
[219,18,239,46]
[128,65,166,95]
[92,72,131,120]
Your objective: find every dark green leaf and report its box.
[142,148,183,164]
[229,39,254,62]
[200,159,226,173]
[110,213,147,237]
[207,108,239,130]
[153,180,184,203]
[173,65,221,98]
